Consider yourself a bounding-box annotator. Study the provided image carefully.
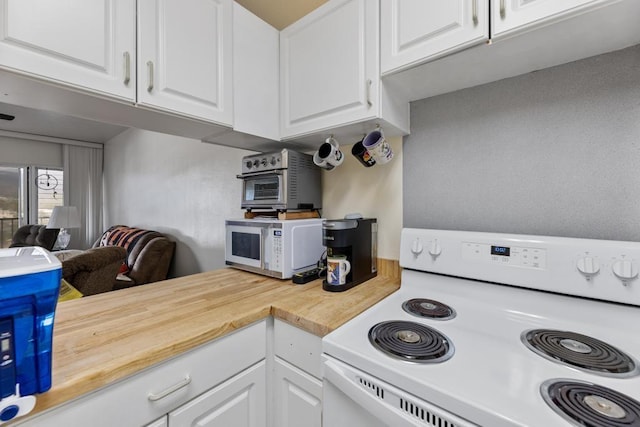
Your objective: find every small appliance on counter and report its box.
[225,218,324,279]
[237,149,322,211]
[322,218,377,292]
[0,247,61,424]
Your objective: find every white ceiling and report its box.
[235,0,326,29]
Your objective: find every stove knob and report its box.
[270,156,277,166]
[261,158,267,167]
[612,259,638,282]
[253,159,260,168]
[245,160,253,169]
[428,239,442,258]
[577,256,599,277]
[410,239,423,256]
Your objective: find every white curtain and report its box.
[63,145,103,249]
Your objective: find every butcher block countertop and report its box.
[33,268,400,416]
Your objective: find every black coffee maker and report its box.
[322,218,377,292]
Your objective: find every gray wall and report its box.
[403,44,640,241]
[104,128,252,278]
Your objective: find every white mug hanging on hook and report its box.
[313,136,344,170]
[362,126,393,164]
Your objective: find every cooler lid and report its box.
[0,247,61,278]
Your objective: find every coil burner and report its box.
[541,379,640,427]
[522,329,639,378]
[401,298,456,320]
[368,320,454,363]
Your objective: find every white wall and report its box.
[321,136,402,260]
[103,128,253,277]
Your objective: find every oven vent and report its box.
[358,377,384,399]
[400,397,460,427]
[288,157,298,199]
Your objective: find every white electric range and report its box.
[322,228,640,427]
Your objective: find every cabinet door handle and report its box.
[123,52,131,85]
[500,0,506,18]
[147,60,154,92]
[148,375,191,401]
[366,79,372,108]
[472,0,478,25]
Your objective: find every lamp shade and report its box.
[47,206,81,229]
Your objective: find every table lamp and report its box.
[47,206,81,250]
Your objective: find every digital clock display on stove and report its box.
[491,245,511,256]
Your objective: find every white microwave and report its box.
[225,218,325,279]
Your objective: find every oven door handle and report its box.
[236,170,284,179]
[323,359,424,427]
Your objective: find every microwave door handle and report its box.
[236,170,284,179]
[260,227,266,270]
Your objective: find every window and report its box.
[0,166,64,248]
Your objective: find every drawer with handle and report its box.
[16,320,266,426]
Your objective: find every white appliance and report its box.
[322,228,640,426]
[225,218,324,279]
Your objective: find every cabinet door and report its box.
[280,0,378,138]
[0,0,135,100]
[381,0,489,74]
[274,358,322,427]
[138,0,233,125]
[492,0,602,37]
[145,416,168,427]
[168,361,266,427]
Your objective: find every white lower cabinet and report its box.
[154,361,266,427]
[16,320,266,427]
[17,318,326,427]
[274,359,322,427]
[272,319,323,427]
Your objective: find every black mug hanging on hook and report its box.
[351,137,376,167]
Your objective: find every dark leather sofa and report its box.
[10,224,59,250]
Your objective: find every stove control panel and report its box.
[461,242,547,269]
[400,228,640,307]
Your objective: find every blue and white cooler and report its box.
[0,247,61,424]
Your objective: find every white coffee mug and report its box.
[313,136,344,170]
[362,128,393,164]
[327,255,351,286]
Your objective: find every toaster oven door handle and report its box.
[236,170,284,179]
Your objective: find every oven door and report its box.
[322,356,475,427]
[239,170,285,209]
[225,224,266,270]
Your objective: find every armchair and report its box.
[61,246,127,296]
[94,225,175,287]
[10,224,59,250]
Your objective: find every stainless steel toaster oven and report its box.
[237,149,321,211]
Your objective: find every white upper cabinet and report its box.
[137,0,233,125]
[380,0,640,103]
[492,0,603,37]
[0,0,136,100]
[381,0,489,75]
[280,0,407,140]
